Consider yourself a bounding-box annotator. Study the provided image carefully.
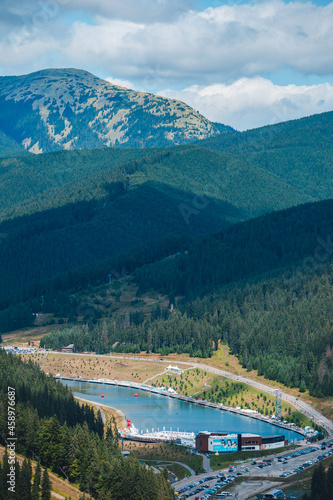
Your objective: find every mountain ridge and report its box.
[0,68,230,153]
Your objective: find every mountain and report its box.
[1,104,333,398]
[0,144,307,223]
[3,108,333,223]
[0,68,229,154]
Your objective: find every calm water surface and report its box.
[64,380,302,442]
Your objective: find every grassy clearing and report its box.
[121,441,204,474]
[74,279,169,320]
[152,367,295,419]
[20,352,165,382]
[209,446,299,470]
[162,462,190,481]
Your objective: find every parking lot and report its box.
[174,440,333,499]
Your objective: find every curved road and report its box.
[155,461,196,477]
[44,351,333,436]
[107,355,333,436]
[192,362,333,436]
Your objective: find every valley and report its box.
[1,68,333,500]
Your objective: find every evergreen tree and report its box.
[0,450,10,500]
[41,468,51,500]
[95,411,104,439]
[327,463,333,494]
[311,463,328,500]
[31,461,41,500]
[0,458,6,500]
[18,459,32,500]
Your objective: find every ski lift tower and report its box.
[276,390,283,420]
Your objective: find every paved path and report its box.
[198,453,213,473]
[37,351,48,364]
[156,461,196,477]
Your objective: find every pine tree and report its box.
[311,463,327,500]
[327,463,333,494]
[0,458,6,500]
[31,461,41,500]
[41,468,51,500]
[18,459,32,500]
[95,411,104,439]
[0,450,10,500]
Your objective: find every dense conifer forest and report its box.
[0,351,174,499]
[302,462,333,499]
[35,198,333,397]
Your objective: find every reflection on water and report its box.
[63,380,302,441]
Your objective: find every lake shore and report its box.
[74,395,127,428]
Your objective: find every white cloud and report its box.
[2,1,333,83]
[61,1,333,85]
[105,76,137,89]
[1,1,333,130]
[65,0,192,23]
[158,78,333,130]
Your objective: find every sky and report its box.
[1,0,333,130]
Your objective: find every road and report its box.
[38,350,333,435]
[174,443,333,499]
[102,354,333,436]
[156,461,196,477]
[200,453,213,473]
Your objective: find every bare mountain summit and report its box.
[0,68,227,153]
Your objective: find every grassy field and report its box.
[151,367,296,419]
[20,351,166,382]
[163,462,190,481]
[209,446,299,470]
[121,440,204,474]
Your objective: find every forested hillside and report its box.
[2,111,333,400]
[2,110,333,224]
[39,199,333,397]
[136,199,333,297]
[0,351,174,499]
[0,143,311,223]
[0,181,239,317]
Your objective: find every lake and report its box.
[63,380,302,442]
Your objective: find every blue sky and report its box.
[1,0,333,130]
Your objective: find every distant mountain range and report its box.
[0,68,231,154]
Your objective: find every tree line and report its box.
[0,454,51,500]
[302,462,333,500]
[41,257,333,398]
[0,351,174,499]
